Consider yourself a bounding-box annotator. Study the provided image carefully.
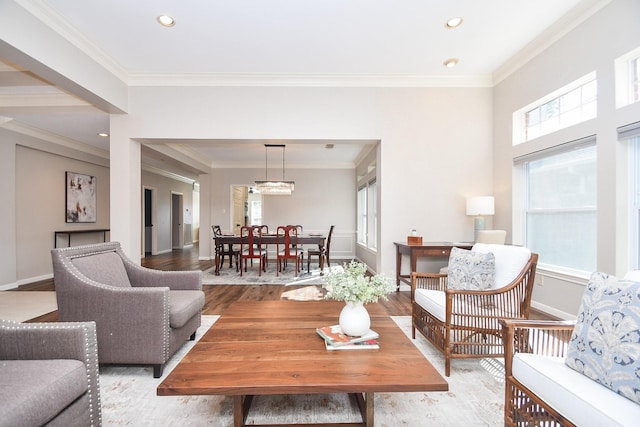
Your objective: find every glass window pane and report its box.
[561,88,581,112]
[525,144,597,272]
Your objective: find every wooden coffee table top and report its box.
[157,300,448,396]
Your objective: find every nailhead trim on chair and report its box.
[53,242,173,364]
[0,321,102,426]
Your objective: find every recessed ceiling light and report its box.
[445,17,463,29]
[157,15,175,27]
[443,58,459,68]
[98,132,109,137]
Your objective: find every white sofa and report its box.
[501,271,640,426]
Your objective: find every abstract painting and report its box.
[65,171,97,223]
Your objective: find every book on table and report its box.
[325,338,379,351]
[316,324,379,347]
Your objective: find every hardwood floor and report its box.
[20,243,411,321]
[20,242,550,321]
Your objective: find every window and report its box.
[368,180,377,249]
[357,179,377,249]
[357,185,367,245]
[520,140,597,272]
[615,47,640,108]
[513,73,597,144]
[629,136,640,269]
[618,123,640,270]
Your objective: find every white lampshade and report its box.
[466,196,495,216]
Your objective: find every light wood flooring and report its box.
[18,242,552,322]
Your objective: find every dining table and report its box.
[213,233,326,275]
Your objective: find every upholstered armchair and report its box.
[411,243,538,376]
[0,320,102,426]
[51,242,204,378]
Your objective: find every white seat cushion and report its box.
[513,353,640,427]
[414,288,514,323]
[472,243,531,289]
[414,289,446,321]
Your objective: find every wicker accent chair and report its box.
[51,242,204,378]
[501,270,640,426]
[411,243,538,376]
[500,319,576,426]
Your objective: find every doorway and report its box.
[230,185,262,234]
[171,192,184,249]
[143,186,157,256]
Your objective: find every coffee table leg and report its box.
[233,396,243,427]
[352,392,374,427]
[233,395,256,427]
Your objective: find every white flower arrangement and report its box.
[323,260,395,304]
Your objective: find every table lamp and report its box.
[466,196,495,242]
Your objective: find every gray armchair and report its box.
[0,320,102,427]
[51,242,204,378]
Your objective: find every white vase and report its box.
[339,301,371,337]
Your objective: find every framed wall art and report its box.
[65,171,97,223]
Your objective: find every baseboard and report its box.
[0,282,18,291]
[531,301,576,321]
[1,273,54,290]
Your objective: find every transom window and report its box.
[615,46,640,108]
[513,73,597,145]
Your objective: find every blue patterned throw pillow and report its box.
[565,271,640,404]
[447,247,495,290]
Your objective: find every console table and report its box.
[54,229,110,248]
[393,241,473,290]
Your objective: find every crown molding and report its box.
[0,91,90,107]
[15,0,129,84]
[141,164,196,185]
[0,117,109,159]
[127,73,494,88]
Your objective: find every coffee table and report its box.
[157,300,448,426]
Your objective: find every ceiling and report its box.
[0,0,605,180]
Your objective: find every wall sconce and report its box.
[466,196,495,241]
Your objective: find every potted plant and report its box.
[323,260,394,336]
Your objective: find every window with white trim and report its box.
[357,185,367,245]
[632,138,640,269]
[518,140,597,273]
[615,46,640,108]
[368,179,377,250]
[513,73,597,145]
[356,179,377,250]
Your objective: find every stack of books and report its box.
[315,324,379,350]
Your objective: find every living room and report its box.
[1,1,640,424]
[2,0,639,321]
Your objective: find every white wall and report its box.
[121,85,494,276]
[14,145,110,285]
[200,167,356,261]
[493,0,640,318]
[141,170,194,254]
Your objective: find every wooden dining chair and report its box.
[276,225,303,276]
[307,225,334,274]
[212,225,239,271]
[240,225,267,276]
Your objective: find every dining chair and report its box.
[212,225,239,271]
[307,225,334,274]
[276,225,304,276]
[240,225,267,276]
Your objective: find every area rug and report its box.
[202,263,343,286]
[99,315,505,426]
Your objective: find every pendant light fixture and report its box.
[255,144,295,195]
